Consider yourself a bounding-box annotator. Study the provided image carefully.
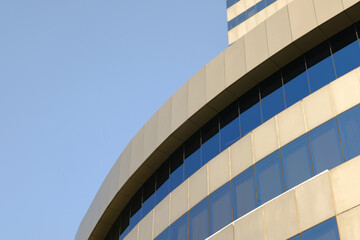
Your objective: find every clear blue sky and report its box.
[0,1,227,239]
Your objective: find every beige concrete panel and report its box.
[230,133,253,179]
[330,156,360,214]
[138,210,154,240]
[143,112,158,160]
[227,6,238,22]
[342,0,360,8]
[208,149,231,193]
[119,143,132,188]
[124,225,138,240]
[303,86,336,131]
[313,0,344,25]
[171,82,188,132]
[244,22,269,72]
[263,190,299,240]
[253,117,279,163]
[330,68,360,115]
[106,156,122,204]
[189,165,208,209]
[154,195,170,238]
[205,52,226,103]
[225,37,246,87]
[255,7,266,26]
[266,7,293,56]
[234,208,265,240]
[188,67,206,118]
[245,0,256,9]
[130,128,145,175]
[157,98,172,146]
[277,102,306,147]
[208,224,234,240]
[295,172,335,232]
[230,23,247,46]
[246,15,258,34]
[170,180,189,224]
[337,204,360,240]
[288,0,318,41]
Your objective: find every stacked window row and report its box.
[153,104,360,240]
[105,22,360,240]
[289,218,340,240]
[227,0,277,31]
[226,0,241,9]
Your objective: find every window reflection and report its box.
[170,149,184,192]
[288,235,301,240]
[301,217,340,240]
[189,198,209,240]
[184,131,201,179]
[129,189,142,229]
[308,119,344,174]
[119,204,130,240]
[170,213,188,240]
[142,174,155,217]
[201,118,220,165]
[220,102,240,151]
[239,87,262,136]
[155,228,169,240]
[156,160,170,205]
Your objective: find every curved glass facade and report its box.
[105,22,360,240]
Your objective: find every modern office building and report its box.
[76,0,360,239]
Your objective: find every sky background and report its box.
[0,1,227,239]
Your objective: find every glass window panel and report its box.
[281,135,313,190]
[142,174,155,217]
[239,87,262,136]
[308,119,344,174]
[283,57,310,108]
[155,228,169,240]
[189,198,209,240]
[256,0,266,12]
[266,0,277,6]
[170,148,184,192]
[156,160,169,205]
[236,12,247,25]
[119,204,130,240]
[228,18,237,31]
[301,217,340,240]
[130,189,142,229]
[201,118,220,165]
[220,102,240,151]
[306,41,336,92]
[255,151,284,205]
[331,26,360,78]
[337,104,360,161]
[232,166,257,219]
[209,182,233,235]
[247,5,257,18]
[185,131,202,179]
[170,213,188,240]
[260,72,285,122]
[288,235,301,240]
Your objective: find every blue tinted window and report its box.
[155,228,169,240]
[281,135,313,190]
[288,235,301,240]
[266,0,277,6]
[306,42,336,93]
[170,213,188,240]
[156,161,170,205]
[260,72,285,122]
[247,5,257,18]
[170,149,184,192]
[142,175,155,217]
[184,132,201,179]
[331,26,360,78]
[119,205,130,240]
[255,151,284,205]
[337,104,360,161]
[189,198,209,240]
[228,18,237,31]
[301,217,340,240]
[201,118,220,165]
[209,182,233,235]
[232,166,257,219]
[283,57,310,108]
[308,119,344,174]
[240,87,262,136]
[220,102,240,151]
[129,189,142,229]
[257,0,266,12]
[236,12,247,26]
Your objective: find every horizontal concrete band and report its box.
[120,67,360,240]
[76,1,360,239]
[207,155,360,240]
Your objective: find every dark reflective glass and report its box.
[156,160,170,204]
[236,12,247,26]
[255,151,284,205]
[283,57,310,108]
[228,18,237,31]
[201,118,220,165]
[189,198,209,240]
[281,135,313,190]
[306,42,336,93]
[106,217,120,240]
[129,189,142,229]
[257,0,266,12]
[170,149,184,192]
[301,217,340,240]
[170,213,188,240]
[247,5,257,19]
[288,235,301,240]
[260,72,285,122]
[266,0,277,6]
[337,104,360,161]
[119,204,130,240]
[184,131,201,179]
[331,26,360,78]
[239,87,262,136]
[220,102,240,151]
[155,228,169,240]
[308,119,344,174]
[232,166,257,219]
[142,174,155,217]
[209,182,233,235]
